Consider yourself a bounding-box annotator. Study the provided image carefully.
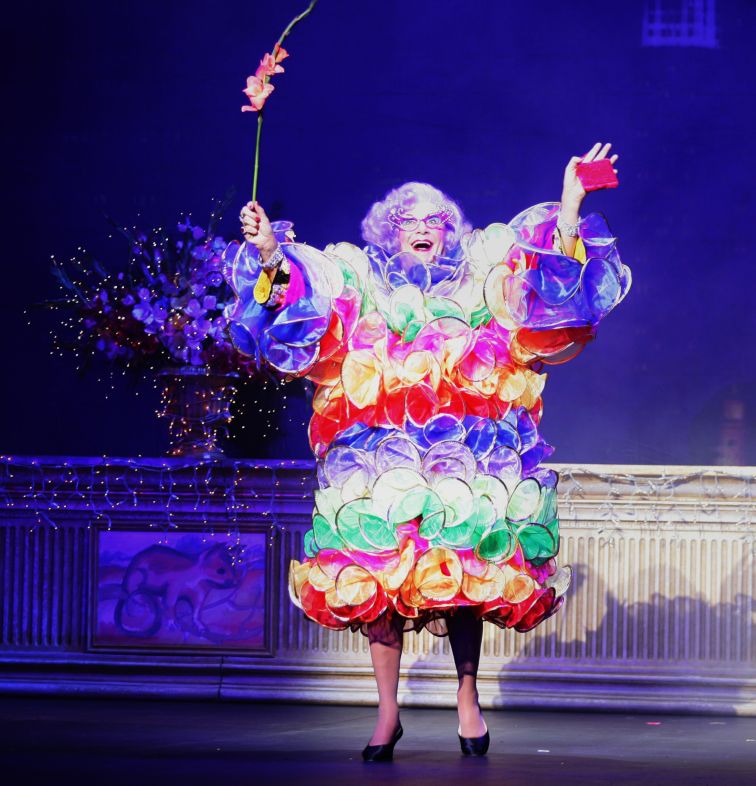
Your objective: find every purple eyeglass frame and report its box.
[386,205,453,232]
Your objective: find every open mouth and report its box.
[411,239,433,252]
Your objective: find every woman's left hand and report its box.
[561,142,619,211]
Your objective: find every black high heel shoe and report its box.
[458,722,490,756]
[362,723,403,762]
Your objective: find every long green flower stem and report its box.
[251,0,319,202]
[252,111,264,203]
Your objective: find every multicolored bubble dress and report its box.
[222,202,631,635]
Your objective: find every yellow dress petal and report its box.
[308,562,334,592]
[516,369,547,409]
[381,539,416,592]
[498,367,529,402]
[414,547,463,601]
[335,564,377,606]
[341,349,382,409]
[503,573,536,604]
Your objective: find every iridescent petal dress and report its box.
[223,203,630,635]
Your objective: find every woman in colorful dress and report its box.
[223,141,629,760]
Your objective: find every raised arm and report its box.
[222,202,365,378]
[481,142,631,366]
[239,201,289,308]
[241,201,278,262]
[557,142,619,258]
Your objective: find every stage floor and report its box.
[0,697,754,785]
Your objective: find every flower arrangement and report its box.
[243,0,318,201]
[43,202,259,379]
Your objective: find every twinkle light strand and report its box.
[0,455,318,544]
[1,457,751,560]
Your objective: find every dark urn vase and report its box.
[157,366,240,458]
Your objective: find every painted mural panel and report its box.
[93,529,268,652]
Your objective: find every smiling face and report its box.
[393,199,450,262]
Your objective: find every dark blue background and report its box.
[4,0,754,464]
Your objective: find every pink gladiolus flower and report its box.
[243,0,319,202]
[256,52,285,79]
[242,74,274,112]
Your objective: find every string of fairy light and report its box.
[14,200,315,569]
[2,457,751,538]
[19,208,753,567]
[25,201,310,455]
[0,455,318,560]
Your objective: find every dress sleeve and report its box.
[221,232,365,377]
[483,202,631,365]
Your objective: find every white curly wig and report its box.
[360,181,471,255]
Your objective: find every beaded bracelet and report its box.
[556,215,581,237]
[260,244,286,272]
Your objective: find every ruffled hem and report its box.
[288,511,572,636]
[291,573,568,637]
[384,590,566,637]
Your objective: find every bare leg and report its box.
[366,611,405,744]
[447,608,487,737]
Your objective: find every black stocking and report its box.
[365,610,405,745]
[446,607,486,736]
[366,609,406,650]
[446,607,484,680]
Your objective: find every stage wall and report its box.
[0,458,753,716]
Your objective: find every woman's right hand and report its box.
[240,201,278,264]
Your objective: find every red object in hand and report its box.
[576,158,619,191]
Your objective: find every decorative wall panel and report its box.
[0,458,753,715]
